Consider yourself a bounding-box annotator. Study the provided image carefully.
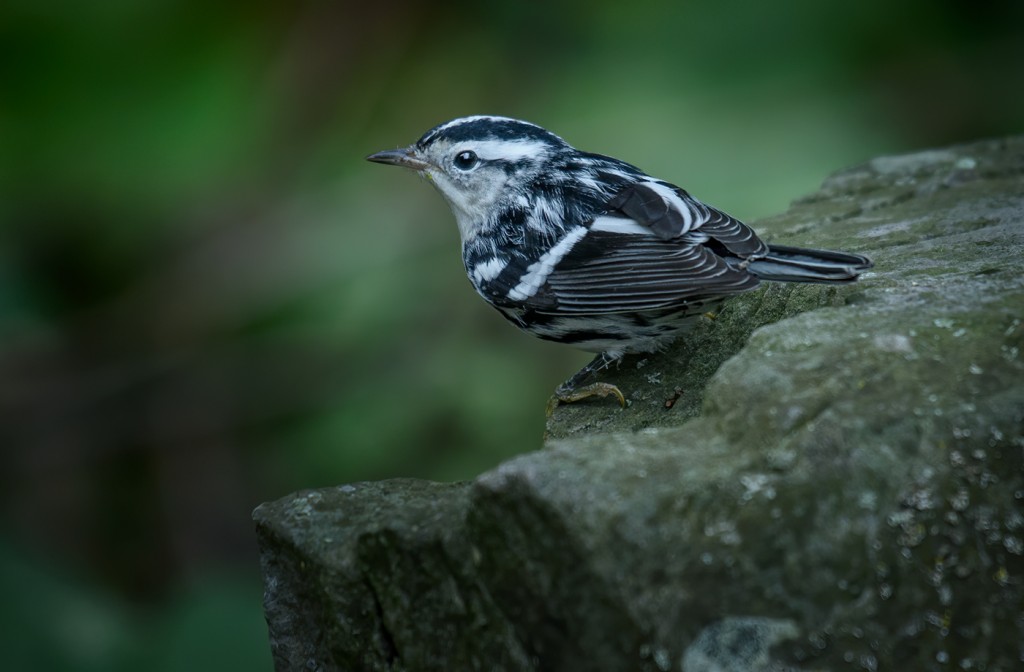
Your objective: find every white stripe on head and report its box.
[462,139,552,162]
[421,115,556,148]
[507,226,588,301]
[433,115,540,134]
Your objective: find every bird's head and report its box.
[367,116,570,241]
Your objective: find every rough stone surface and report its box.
[254,137,1024,671]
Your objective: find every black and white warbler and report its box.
[368,116,872,407]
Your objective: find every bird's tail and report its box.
[745,244,873,284]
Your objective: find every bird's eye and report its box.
[453,150,479,171]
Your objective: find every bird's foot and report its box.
[546,382,626,416]
[545,352,627,415]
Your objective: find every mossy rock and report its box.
[255,136,1024,671]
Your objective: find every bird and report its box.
[367,115,872,409]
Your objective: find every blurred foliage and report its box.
[0,0,1020,669]
[0,540,268,672]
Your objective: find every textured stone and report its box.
[255,136,1024,671]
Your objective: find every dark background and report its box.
[1,1,1021,669]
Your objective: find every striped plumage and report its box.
[368,116,872,403]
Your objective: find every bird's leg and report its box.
[546,352,626,415]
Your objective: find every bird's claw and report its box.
[546,382,626,416]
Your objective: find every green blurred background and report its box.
[0,1,1020,669]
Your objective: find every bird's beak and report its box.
[366,146,430,171]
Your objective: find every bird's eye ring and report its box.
[453,150,479,171]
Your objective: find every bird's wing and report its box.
[512,225,756,314]
[499,181,770,315]
[604,180,768,257]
